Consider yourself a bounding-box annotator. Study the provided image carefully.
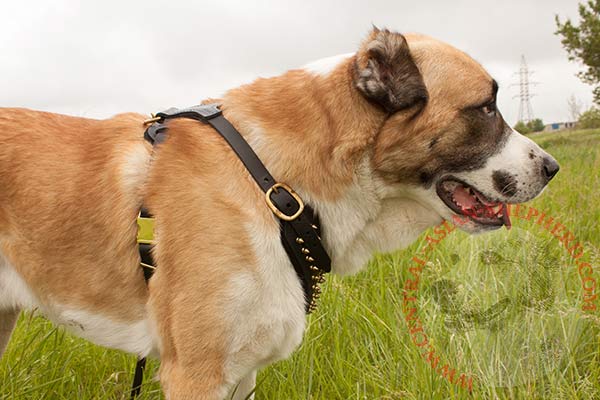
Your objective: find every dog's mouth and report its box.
[436,178,511,228]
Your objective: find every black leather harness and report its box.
[130,104,331,398]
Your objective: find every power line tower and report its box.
[512,55,537,123]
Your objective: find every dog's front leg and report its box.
[0,308,19,358]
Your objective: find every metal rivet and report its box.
[296,237,304,244]
[311,224,318,230]
[301,248,310,254]
[306,256,314,262]
[310,265,319,272]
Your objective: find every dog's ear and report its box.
[355,27,428,114]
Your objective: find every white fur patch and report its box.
[0,253,38,311]
[302,52,354,76]
[119,142,151,193]
[55,308,153,356]
[221,219,306,388]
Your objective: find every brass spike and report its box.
[295,237,304,244]
[301,248,310,254]
[305,256,314,262]
[317,275,326,283]
[313,292,321,299]
[311,224,318,230]
[309,265,319,272]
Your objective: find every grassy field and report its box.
[1,129,599,399]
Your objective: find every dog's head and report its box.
[355,28,559,233]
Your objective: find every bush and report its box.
[578,108,600,129]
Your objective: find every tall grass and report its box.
[1,129,599,399]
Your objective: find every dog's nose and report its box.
[542,156,560,181]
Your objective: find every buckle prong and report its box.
[143,114,162,125]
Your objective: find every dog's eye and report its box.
[481,102,496,117]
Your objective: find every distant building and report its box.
[543,121,577,132]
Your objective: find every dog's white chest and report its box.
[221,220,307,378]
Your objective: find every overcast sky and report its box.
[1,0,592,124]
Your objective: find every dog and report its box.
[0,27,558,399]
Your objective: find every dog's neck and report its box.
[304,156,443,275]
[221,60,443,275]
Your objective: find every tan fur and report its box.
[0,30,525,399]
[0,110,149,318]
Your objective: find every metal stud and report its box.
[305,256,314,262]
[317,275,326,284]
[309,265,319,272]
[301,248,310,254]
[311,224,318,230]
[295,237,304,244]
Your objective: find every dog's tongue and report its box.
[502,204,511,230]
[454,186,477,208]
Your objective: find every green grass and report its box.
[1,129,599,399]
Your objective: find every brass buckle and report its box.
[265,183,304,221]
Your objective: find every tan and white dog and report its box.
[0,28,558,399]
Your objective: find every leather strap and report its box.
[130,357,146,399]
[142,104,331,312]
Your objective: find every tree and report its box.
[567,94,583,122]
[528,118,545,132]
[555,1,600,105]
[514,119,545,134]
[514,121,532,134]
[578,107,600,128]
